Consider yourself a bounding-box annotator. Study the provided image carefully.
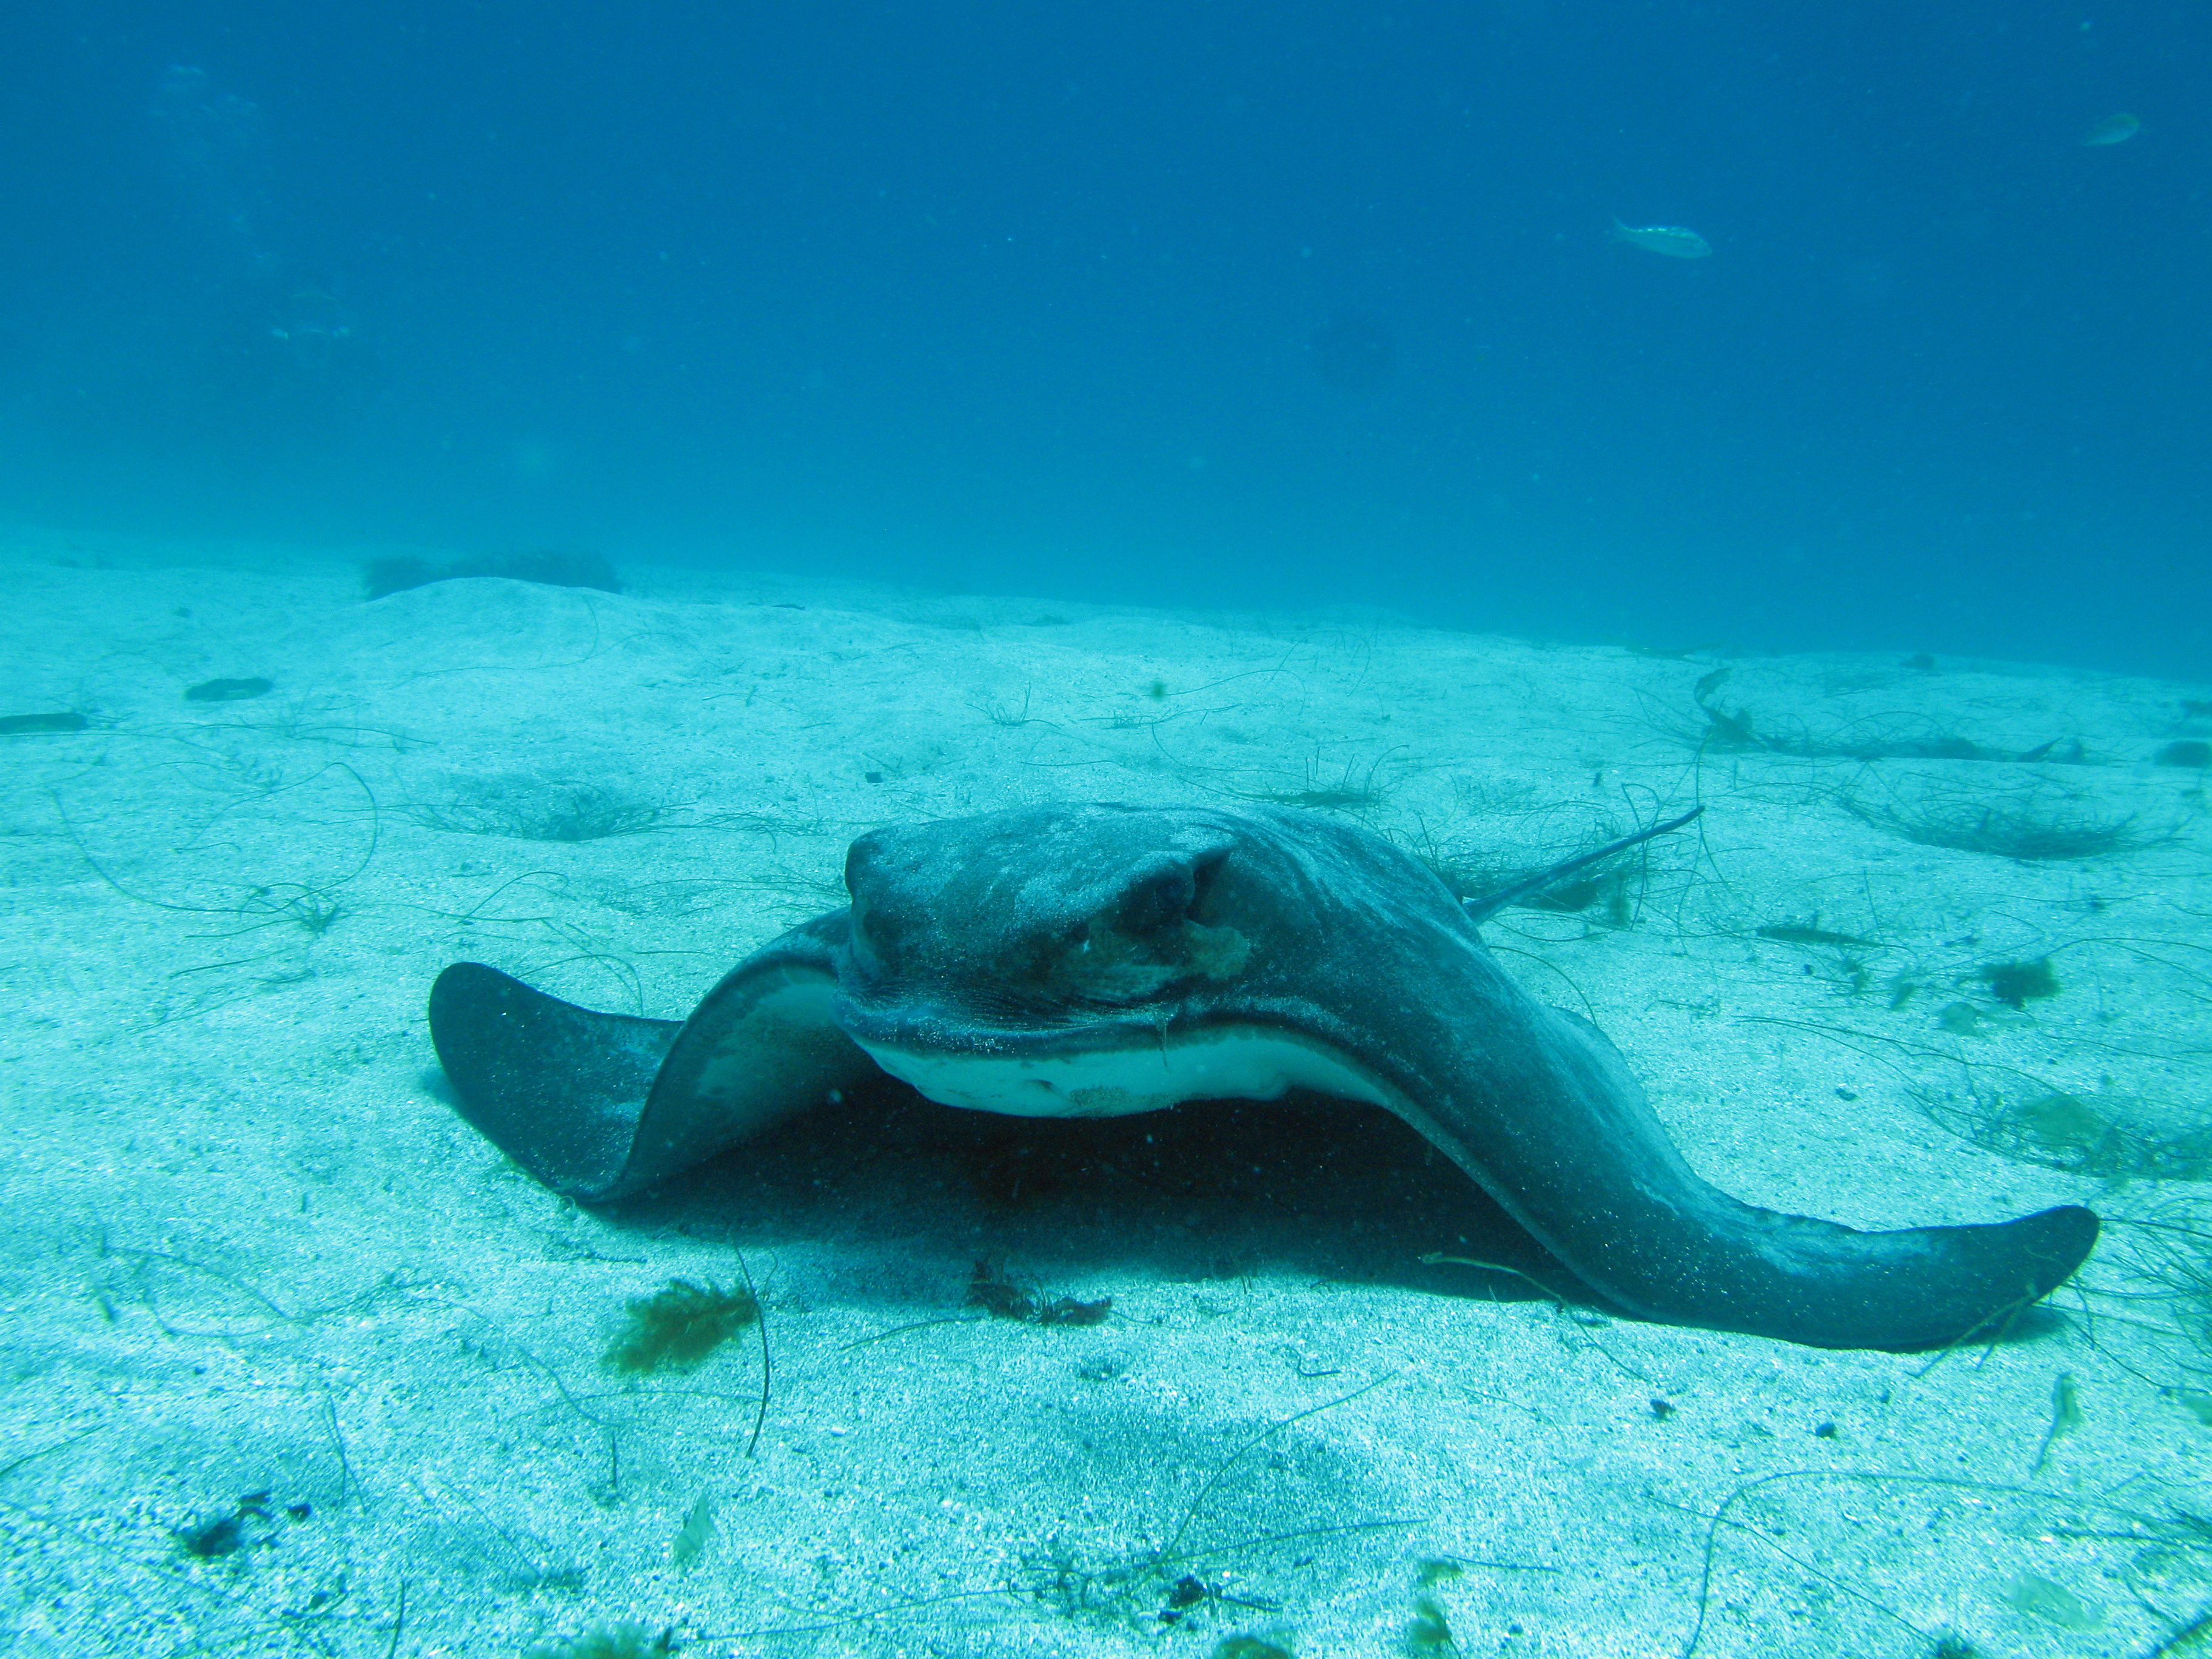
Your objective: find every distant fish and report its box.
[1610,218,1712,259]
[2083,112,2140,146]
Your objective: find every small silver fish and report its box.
[1611,218,1712,259]
[2084,112,2140,146]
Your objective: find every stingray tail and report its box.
[1459,807,1701,927]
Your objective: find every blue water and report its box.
[3,0,2204,677]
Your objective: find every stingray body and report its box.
[429,802,2096,1350]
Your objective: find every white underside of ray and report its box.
[852,1025,1396,1120]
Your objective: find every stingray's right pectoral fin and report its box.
[429,914,879,1204]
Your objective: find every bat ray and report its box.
[427,801,2097,1350]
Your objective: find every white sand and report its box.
[1,531,2207,1657]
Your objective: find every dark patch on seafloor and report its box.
[185,676,274,702]
[606,1073,1569,1311]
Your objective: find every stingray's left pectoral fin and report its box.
[428,914,878,1204]
[429,962,684,1201]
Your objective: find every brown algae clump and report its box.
[1979,957,2058,1010]
[1968,1091,2212,1181]
[603,1279,758,1374]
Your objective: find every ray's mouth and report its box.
[831,982,1186,1057]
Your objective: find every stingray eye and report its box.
[843,894,885,973]
[1048,853,1247,1004]
[1111,857,1202,939]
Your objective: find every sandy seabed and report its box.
[1,530,2208,1658]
